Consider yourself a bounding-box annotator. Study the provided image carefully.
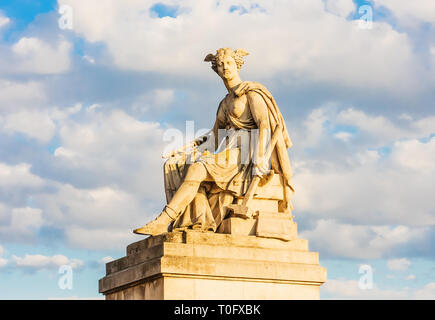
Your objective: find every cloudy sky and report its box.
[0,0,434,299]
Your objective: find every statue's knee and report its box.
[185,162,206,182]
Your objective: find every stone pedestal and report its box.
[99,230,327,300]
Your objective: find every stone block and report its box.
[217,217,257,235]
[256,212,298,241]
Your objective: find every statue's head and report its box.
[204,48,249,81]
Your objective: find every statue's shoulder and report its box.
[234,81,271,98]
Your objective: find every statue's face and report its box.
[216,55,238,81]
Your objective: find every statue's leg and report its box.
[133,162,208,235]
[166,162,208,214]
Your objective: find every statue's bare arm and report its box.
[212,101,226,151]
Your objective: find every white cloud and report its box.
[11,37,72,74]
[100,256,114,264]
[335,108,435,143]
[302,106,435,149]
[290,106,435,259]
[293,155,435,228]
[292,107,435,229]
[325,0,355,17]
[387,258,412,271]
[372,0,435,25]
[65,226,138,250]
[337,108,405,144]
[0,79,46,112]
[322,279,411,299]
[0,245,7,267]
[153,89,175,107]
[337,108,435,146]
[0,163,45,188]
[334,131,353,142]
[0,207,44,241]
[59,0,426,91]
[2,111,56,142]
[54,147,77,159]
[0,103,81,143]
[50,103,83,120]
[12,254,83,271]
[36,182,149,249]
[390,138,435,172]
[0,12,10,29]
[54,109,167,197]
[0,107,175,250]
[323,279,435,299]
[132,88,175,113]
[300,220,426,259]
[405,274,416,281]
[0,203,8,225]
[323,279,363,298]
[87,103,101,111]
[82,55,95,64]
[414,282,435,299]
[9,207,43,233]
[299,107,330,147]
[39,184,143,229]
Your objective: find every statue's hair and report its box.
[204,48,249,73]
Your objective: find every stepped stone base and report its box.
[98,230,327,300]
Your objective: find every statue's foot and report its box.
[133,207,175,236]
[133,219,168,236]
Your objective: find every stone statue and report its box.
[102,74,327,299]
[134,48,294,237]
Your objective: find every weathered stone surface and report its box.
[217,211,297,241]
[256,212,298,241]
[99,230,326,300]
[217,217,257,235]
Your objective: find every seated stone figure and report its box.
[134,48,294,236]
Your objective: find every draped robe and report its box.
[163,81,293,232]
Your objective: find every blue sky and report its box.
[0,0,434,299]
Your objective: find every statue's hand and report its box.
[193,135,208,146]
[252,157,271,177]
